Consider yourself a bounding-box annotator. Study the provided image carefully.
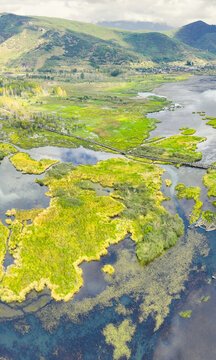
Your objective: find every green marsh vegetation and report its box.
[175,183,203,223]
[202,116,216,128]
[34,230,208,335]
[1,158,184,303]
[203,166,216,197]
[0,74,193,156]
[202,167,216,226]
[9,152,59,174]
[0,221,10,280]
[135,134,206,162]
[0,143,18,162]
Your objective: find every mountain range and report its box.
[0,14,216,72]
[97,21,173,32]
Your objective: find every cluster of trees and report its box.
[0,81,42,97]
[52,86,67,97]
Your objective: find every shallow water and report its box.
[26,145,121,165]
[148,75,216,164]
[0,76,215,359]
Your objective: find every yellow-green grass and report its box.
[137,135,206,162]
[0,143,17,154]
[103,319,136,360]
[0,142,18,161]
[31,98,168,151]
[0,221,10,280]
[1,158,183,302]
[202,117,216,129]
[175,183,203,223]
[181,129,196,135]
[202,210,216,224]
[203,168,216,197]
[179,310,192,318]
[165,179,172,187]
[10,153,59,174]
[102,264,115,275]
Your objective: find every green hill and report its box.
[0,14,216,71]
[174,20,216,54]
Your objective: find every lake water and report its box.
[0,76,215,359]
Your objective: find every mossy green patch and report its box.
[10,152,59,174]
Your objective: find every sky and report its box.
[0,0,215,27]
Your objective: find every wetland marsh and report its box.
[0,75,216,359]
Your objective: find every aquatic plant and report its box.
[179,310,192,318]
[103,319,136,360]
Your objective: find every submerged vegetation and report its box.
[103,319,136,360]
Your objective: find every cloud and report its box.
[0,0,216,27]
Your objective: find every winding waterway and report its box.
[0,76,215,359]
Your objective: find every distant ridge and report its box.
[97,20,173,32]
[175,20,216,53]
[0,14,215,71]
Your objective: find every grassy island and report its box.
[175,183,202,223]
[102,264,115,275]
[10,152,59,174]
[181,129,196,135]
[0,158,184,303]
[165,179,172,187]
[202,117,216,129]
[179,310,192,318]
